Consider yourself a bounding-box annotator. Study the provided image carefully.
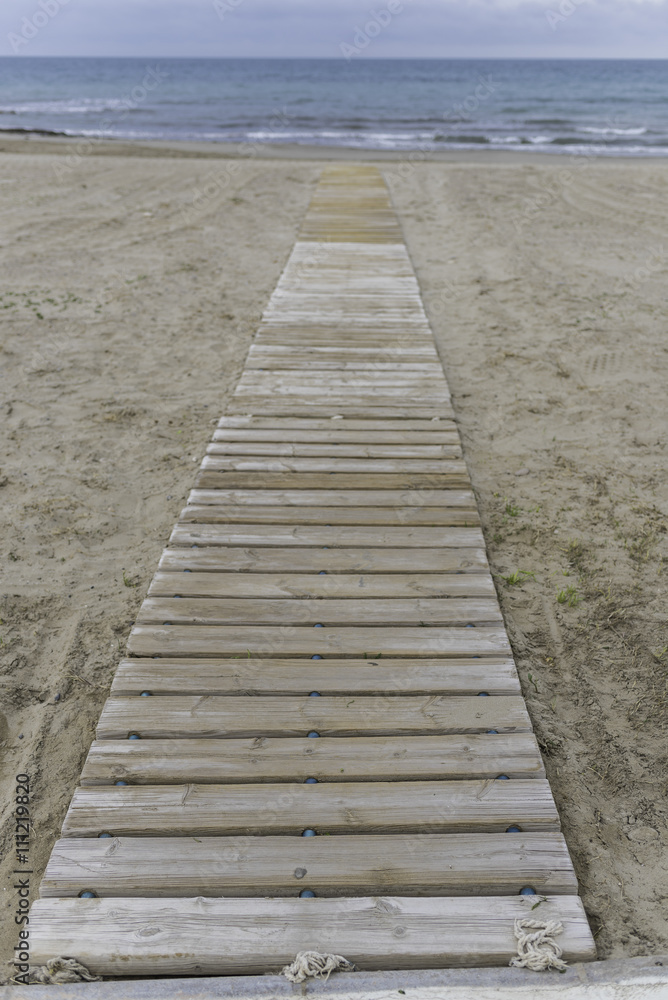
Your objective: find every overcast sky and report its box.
[1,0,667,59]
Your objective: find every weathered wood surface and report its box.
[110,656,519,696]
[81,734,543,785]
[158,546,489,573]
[28,896,596,975]
[212,428,459,444]
[206,442,462,458]
[169,524,484,548]
[42,833,576,898]
[96,695,530,739]
[136,596,502,627]
[179,505,479,526]
[217,416,453,430]
[195,471,473,489]
[188,488,476,507]
[30,163,594,977]
[148,572,494,599]
[127,624,512,658]
[61,780,560,837]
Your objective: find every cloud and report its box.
[1,0,667,57]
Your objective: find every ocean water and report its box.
[1,57,667,156]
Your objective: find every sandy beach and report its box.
[0,136,666,974]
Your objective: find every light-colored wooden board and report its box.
[158,546,488,574]
[147,572,495,600]
[201,457,463,475]
[170,524,484,548]
[236,373,449,389]
[233,387,449,402]
[96,695,530,739]
[61,779,559,837]
[195,471,473,490]
[41,833,577,898]
[212,429,459,444]
[127,624,511,658]
[110,656,518,697]
[179,505,479,527]
[28,895,596,975]
[217,416,455,430]
[81,733,542,785]
[225,403,453,420]
[248,344,439,355]
[136,597,502,628]
[206,443,462,459]
[187,488,475,507]
[246,359,444,371]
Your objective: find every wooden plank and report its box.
[61,780,560,837]
[233,388,449,403]
[203,458,463,477]
[148,572,495,599]
[188,489,475,507]
[217,416,455,430]
[212,429,459,444]
[137,597,502,628]
[201,457,463,474]
[158,547,489,574]
[28,895,596,975]
[237,373,449,389]
[225,404,453,420]
[111,656,518,697]
[96,695,530,739]
[179,505,479,527]
[41,833,577,898]
[127,625,512,658]
[81,733,543,785]
[246,359,444,371]
[195,471,472,490]
[206,443,462,458]
[248,344,439,355]
[170,524,484,548]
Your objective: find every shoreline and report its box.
[0,131,667,164]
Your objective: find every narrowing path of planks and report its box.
[30,166,596,978]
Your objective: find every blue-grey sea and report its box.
[1,57,667,155]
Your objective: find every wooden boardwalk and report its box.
[30,166,596,977]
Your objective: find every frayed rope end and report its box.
[29,957,102,985]
[282,951,356,984]
[509,918,568,973]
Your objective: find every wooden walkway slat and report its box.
[148,571,494,598]
[169,524,484,548]
[29,896,596,976]
[110,657,520,696]
[41,833,577,897]
[29,163,594,978]
[96,695,530,739]
[179,505,479,526]
[60,780,560,837]
[81,734,543,784]
[126,624,512,658]
[188,488,476,506]
[135,596,502,626]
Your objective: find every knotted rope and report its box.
[282,951,355,983]
[29,957,102,985]
[509,918,567,972]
